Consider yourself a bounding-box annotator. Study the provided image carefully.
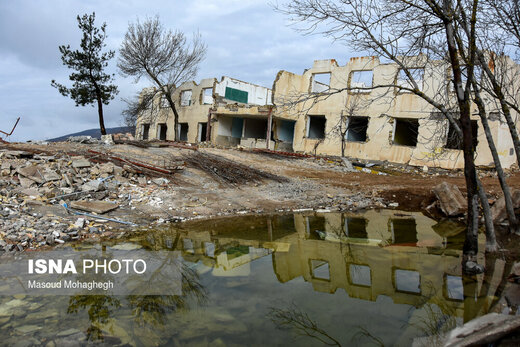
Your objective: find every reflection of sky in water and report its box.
[0,212,509,346]
[395,269,421,293]
[350,264,372,287]
[446,275,464,301]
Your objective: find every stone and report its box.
[490,189,520,224]
[15,325,41,334]
[101,134,114,145]
[71,158,91,168]
[432,182,466,216]
[70,200,119,214]
[152,178,169,186]
[341,157,354,171]
[19,188,41,197]
[99,162,114,174]
[138,177,147,185]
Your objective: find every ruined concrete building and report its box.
[135,76,272,147]
[273,56,520,169]
[136,55,520,169]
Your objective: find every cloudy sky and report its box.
[0,0,352,142]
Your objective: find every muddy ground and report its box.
[1,140,519,250]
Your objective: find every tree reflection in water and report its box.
[67,295,121,341]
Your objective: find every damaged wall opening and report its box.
[390,218,418,245]
[350,70,373,92]
[157,123,167,141]
[202,88,213,104]
[344,217,368,239]
[307,115,326,139]
[180,90,192,106]
[198,122,208,142]
[393,118,419,147]
[396,68,425,91]
[178,123,189,142]
[243,118,268,139]
[445,119,478,150]
[276,119,295,143]
[311,72,331,93]
[346,116,369,142]
[141,124,150,140]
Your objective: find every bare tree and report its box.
[118,16,207,141]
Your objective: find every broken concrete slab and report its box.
[19,188,41,197]
[43,170,61,182]
[70,201,119,214]
[491,189,520,224]
[432,182,466,216]
[80,180,105,192]
[19,177,37,189]
[72,158,91,168]
[16,165,45,184]
[152,178,169,186]
[444,313,520,346]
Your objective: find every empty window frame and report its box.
[393,118,419,147]
[306,115,326,139]
[180,90,192,106]
[202,87,213,104]
[344,217,368,239]
[348,264,372,287]
[311,72,331,93]
[160,95,169,108]
[350,70,373,92]
[445,119,478,151]
[177,123,189,142]
[141,124,150,140]
[310,259,330,281]
[394,268,421,294]
[157,123,168,141]
[396,68,425,92]
[183,238,194,254]
[390,218,418,245]
[306,215,326,239]
[346,116,369,142]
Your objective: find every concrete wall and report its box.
[273,56,520,169]
[135,78,217,143]
[214,76,272,106]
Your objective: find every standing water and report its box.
[0,210,512,346]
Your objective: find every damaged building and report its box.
[135,55,520,170]
[135,76,275,148]
[272,56,520,169]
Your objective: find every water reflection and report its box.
[0,210,513,346]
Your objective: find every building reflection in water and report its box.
[138,209,508,328]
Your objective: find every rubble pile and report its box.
[0,148,178,252]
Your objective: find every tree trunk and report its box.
[472,85,520,235]
[443,0,481,270]
[477,179,498,252]
[96,96,106,136]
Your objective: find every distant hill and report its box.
[47,126,136,142]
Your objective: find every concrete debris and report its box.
[432,182,466,216]
[70,200,119,214]
[80,180,105,192]
[67,136,99,144]
[71,158,91,168]
[444,313,520,346]
[101,134,114,145]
